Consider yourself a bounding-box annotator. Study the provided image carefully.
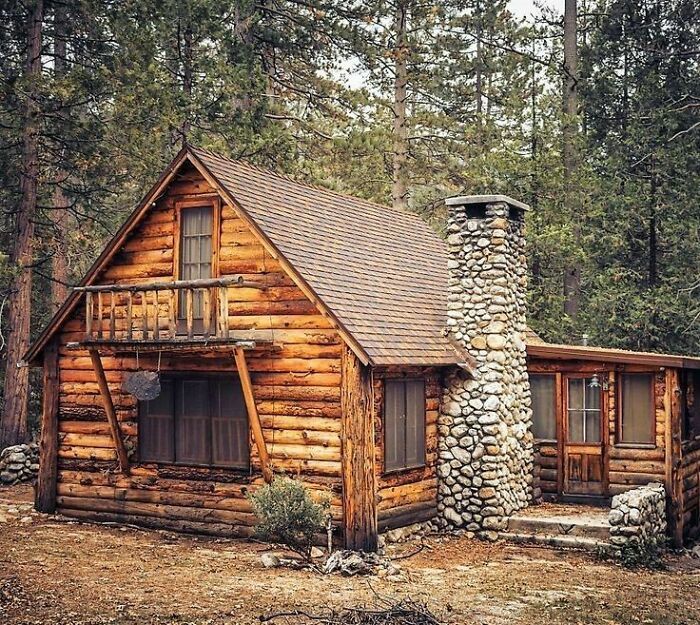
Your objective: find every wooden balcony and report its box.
[71,275,268,352]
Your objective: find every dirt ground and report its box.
[1,484,699,625]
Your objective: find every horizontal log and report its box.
[58,446,117,461]
[609,471,666,486]
[59,421,137,437]
[609,447,665,461]
[57,508,256,538]
[122,234,173,253]
[264,429,340,447]
[257,401,341,419]
[609,459,665,474]
[268,443,339,462]
[378,501,436,531]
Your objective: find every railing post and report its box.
[97,291,103,340]
[109,291,116,340]
[141,290,149,340]
[126,292,133,341]
[85,292,93,340]
[203,287,211,338]
[168,289,177,339]
[186,288,194,339]
[153,290,160,340]
[218,285,228,339]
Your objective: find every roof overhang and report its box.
[527,342,700,370]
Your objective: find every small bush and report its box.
[248,476,330,561]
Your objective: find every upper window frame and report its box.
[173,195,221,285]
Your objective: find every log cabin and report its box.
[25,146,700,551]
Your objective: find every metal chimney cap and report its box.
[445,194,531,212]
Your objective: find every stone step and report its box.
[498,531,610,552]
[505,515,611,541]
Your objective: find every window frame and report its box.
[173,196,221,320]
[529,373,558,442]
[138,371,250,470]
[383,377,427,475]
[616,372,656,448]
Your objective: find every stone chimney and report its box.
[437,195,533,539]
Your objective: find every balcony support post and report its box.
[233,346,272,483]
[88,347,130,474]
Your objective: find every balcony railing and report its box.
[74,275,257,345]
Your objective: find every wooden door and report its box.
[563,375,606,496]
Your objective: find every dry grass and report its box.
[1,484,699,625]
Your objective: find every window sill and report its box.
[138,460,251,472]
[534,438,557,444]
[382,463,427,477]
[614,443,657,449]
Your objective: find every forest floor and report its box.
[1,484,700,625]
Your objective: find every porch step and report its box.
[498,531,610,552]
[505,515,611,541]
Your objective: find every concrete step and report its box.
[505,515,611,541]
[498,531,610,552]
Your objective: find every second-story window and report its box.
[179,205,213,319]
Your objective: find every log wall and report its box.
[681,438,700,541]
[373,367,440,532]
[53,163,345,537]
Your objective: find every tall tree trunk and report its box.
[562,0,581,321]
[391,1,409,212]
[51,1,69,312]
[0,0,43,449]
[181,15,193,146]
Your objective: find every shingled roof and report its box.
[190,147,469,367]
[26,146,473,368]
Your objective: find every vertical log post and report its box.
[35,339,59,513]
[340,344,378,552]
[218,285,229,338]
[233,346,272,483]
[88,348,130,474]
[126,291,133,341]
[665,368,684,547]
[85,292,93,340]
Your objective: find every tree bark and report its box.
[0,0,43,449]
[391,1,409,212]
[51,0,70,312]
[562,0,581,321]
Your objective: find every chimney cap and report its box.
[445,194,530,212]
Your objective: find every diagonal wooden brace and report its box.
[89,348,130,474]
[233,346,272,483]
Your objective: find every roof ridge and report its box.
[188,145,431,224]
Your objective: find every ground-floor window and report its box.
[619,373,655,444]
[384,378,425,472]
[530,374,557,440]
[139,375,249,468]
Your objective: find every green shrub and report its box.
[248,476,330,561]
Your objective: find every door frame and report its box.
[560,372,609,497]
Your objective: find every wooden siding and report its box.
[681,438,700,540]
[53,164,344,537]
[373,367,440,532]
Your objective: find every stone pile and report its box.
[608,483,667,551]
[437,197,534,539]
[0,443,40,485]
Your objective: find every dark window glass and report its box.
[683,370,700,440]
[139,376,248,468]
[179,206,213,319]
[620,374,654,444]
[384,379,425,472]
[567,377,602,443]
[530,375,556,440]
